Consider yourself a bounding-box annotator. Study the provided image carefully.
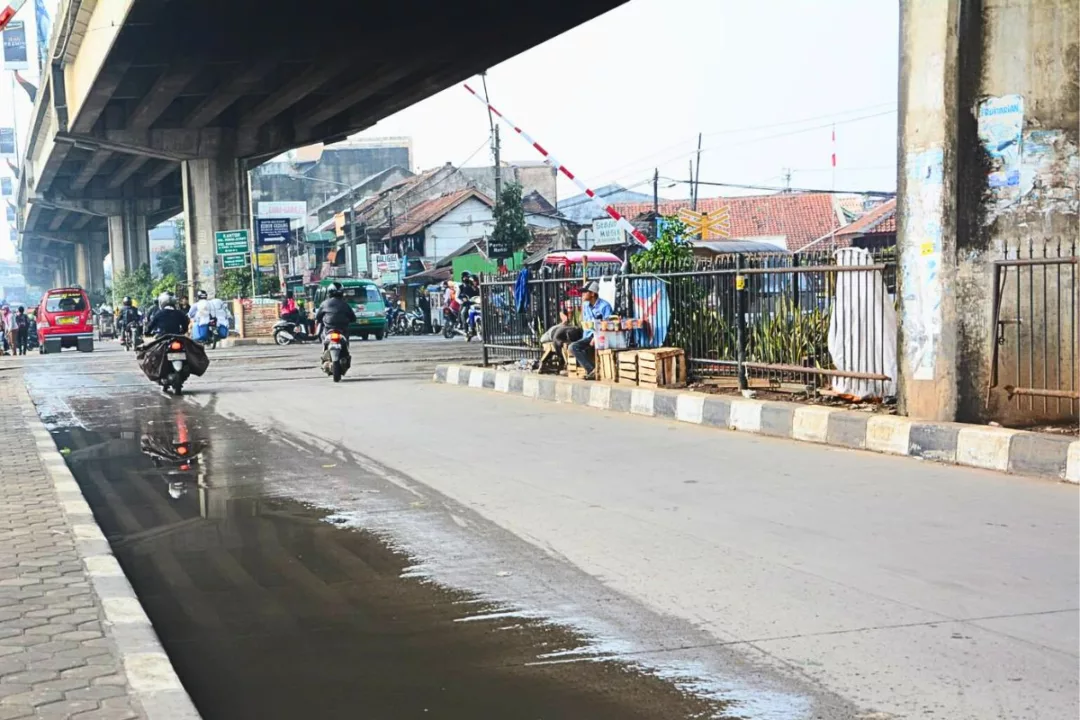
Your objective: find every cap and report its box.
[581,281,600,294]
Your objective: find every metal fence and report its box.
[989,239,1078,421]
[480,250,898,398]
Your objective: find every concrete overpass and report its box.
[14,0,631,294]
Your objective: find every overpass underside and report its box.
[18,0,630,291]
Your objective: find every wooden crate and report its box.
[564,347,587,379]
[617,350,640,385]
[597,349,620,383]
[637,348,687,388]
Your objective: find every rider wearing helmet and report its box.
[189,289,214,343]
[147,292,190,337]
[117,296,141,338]
[314,282,356,337]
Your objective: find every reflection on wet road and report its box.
[47,388,731,719]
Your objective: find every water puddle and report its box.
[51,394,736,719]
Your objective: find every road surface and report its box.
[13,337,1078,720]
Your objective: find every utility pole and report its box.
[692,132,702,211]
[782,168,793,193]
[653,168,659,214]
[493,125,501,204]
[688,160,694,209]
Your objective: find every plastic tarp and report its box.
[137,336,209,381]
[827,248,897,399]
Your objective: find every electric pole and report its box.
[782,168,793,193]
[493,125,501,204]
[692,132,702,211]
[653,168,659,214]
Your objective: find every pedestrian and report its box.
[1,305,16,356]
[569,281,613,380]
[418,287,432,334]
[14,306,29,355]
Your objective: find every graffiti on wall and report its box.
[900,146,945,381]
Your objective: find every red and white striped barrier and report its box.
[0,0,27,32]
[463,83,650,247]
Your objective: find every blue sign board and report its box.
[0,178,11,196]
[256,217,291,246]
[2,20,28,70]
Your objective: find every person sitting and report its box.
[281,291,300,325]
[189,290,215,343]
[569,281,613,380]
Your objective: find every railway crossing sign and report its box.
[677,207,731,239]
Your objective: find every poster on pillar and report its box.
[977,95,1023,203]
[900,146,945,382]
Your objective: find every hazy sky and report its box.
[361,0,900,203]
[1,0,899,260]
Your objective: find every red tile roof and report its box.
[836,198,896,237]
[613,193,843,251]
[385,188,493,239]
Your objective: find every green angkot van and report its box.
[315,278,387,339]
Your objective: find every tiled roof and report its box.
[385,188,493,239]
[613,193,843,251]
[836,198,897,237]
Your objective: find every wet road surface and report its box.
[22,341,786,720]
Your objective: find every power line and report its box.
[659,176,895,197]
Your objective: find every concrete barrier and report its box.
[434,365,1080,484]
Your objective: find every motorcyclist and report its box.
[188,290,214,343]
[117,297,141,340]
[143,298,160,335]
[457,272,479,332]
[314,281,357,338]
[147,292,190,337]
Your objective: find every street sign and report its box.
[592,218,624,247]
[221,253,248,269]
[257,201,307,220]
[487,237,512,259]
[215,229,249,255]
[677,207,731,239]
[256,217,291,246]
[256,252,276,273]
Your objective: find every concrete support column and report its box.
[74,243,91,290]
[182,156,250,301]
[897,0,1078,423]
[107,201,149,278]
[87,234,108,296]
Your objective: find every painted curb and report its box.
[23,399,202,719]
[434,365,1080,484]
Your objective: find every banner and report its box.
[0,177,11,196]
[34,0,49,71]
[2,19,28,69]
[0,128,15,158]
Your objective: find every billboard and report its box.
[2,20,28,70]
[0,128,14,158]
[257,201,306,220]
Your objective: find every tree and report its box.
[490,182,530,256]
[111,265,155,307]
[219,268,280,299]
[630,216,693,273]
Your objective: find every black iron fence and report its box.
[990,239,1078,421]
[479,250,898,398]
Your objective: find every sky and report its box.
[0,0,899,261]
[359,0,900,204]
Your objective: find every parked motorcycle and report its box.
[321,329,351,382]
[273,318,318,345]
[393,307,425,336]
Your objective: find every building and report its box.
[558,184,658,225]
[148,221,179,276]
[460,161,557,207]
[831,198,897,251]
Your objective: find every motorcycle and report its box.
[443,302,482,341]
[273,318,317,345]
[136,335,210,396]
[385,306,403,336]
[400,307,426,335]
[121,321,141,351]
[321,329,351,383]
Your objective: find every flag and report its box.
[5,158,18,180]
[0,1,28,33]
[33,0,48,70]
[13,70,36,103]
[831,126,837,168]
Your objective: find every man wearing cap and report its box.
[570,281,613,380]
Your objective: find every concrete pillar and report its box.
[182,156,250,301]
[88,234,108,296]
[74,243,91,290]
[107,202,150,278]
[897,0,1078,423]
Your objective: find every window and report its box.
[45,293,87,313]
[346,286,383,304]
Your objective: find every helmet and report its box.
[196,290,207,300]
[157,292,176,308]
[328,281,344,298]
[122,296,132,306]
[460,272,472,282]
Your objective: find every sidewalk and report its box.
[0,372,198,720]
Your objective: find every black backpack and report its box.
[15,314,28,329]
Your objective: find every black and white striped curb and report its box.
[434,365,1080,484]
[28,418,202,719]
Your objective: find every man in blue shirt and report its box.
[570,281,613,380]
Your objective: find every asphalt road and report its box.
[15,338,1079,720]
